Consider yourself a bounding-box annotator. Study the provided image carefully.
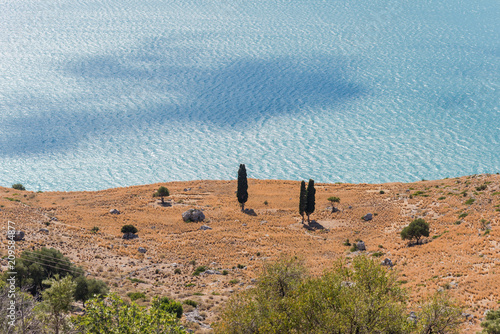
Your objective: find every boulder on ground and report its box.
[182,209,205,222]
[138,247,147,253]
[243,208,257,216]
[109,209,120,214]
[123,232,138,240]
[356,241,366,251]
[381,258,393,267]
[39,228,49,234]
[200,225,212,230]
[363,213,373,221]
[6,231,25,241]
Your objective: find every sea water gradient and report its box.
[0,0,499,191]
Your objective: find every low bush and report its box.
[127,292,146,301]
[12,183,26,191]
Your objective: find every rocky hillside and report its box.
[1,174,499,332]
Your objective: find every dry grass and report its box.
[1,174,499,332]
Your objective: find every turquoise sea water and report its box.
[0,0,499,191]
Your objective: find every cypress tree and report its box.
[305,179,315,223]
[237,164,248,211]
[299,181,307,224]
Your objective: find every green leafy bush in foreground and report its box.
[74,294,186,333]
[214,256,463,334]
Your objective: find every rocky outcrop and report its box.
[6,231,24,241]
[363,213,373,221]
[356,241,366,251]
[182,209,205,222]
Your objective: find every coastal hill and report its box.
[1,174,499,332]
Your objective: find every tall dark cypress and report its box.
[305,179,315,223]
[299,181,307,224]
[237,164,248,211]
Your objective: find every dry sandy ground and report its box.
[1,174,499,332]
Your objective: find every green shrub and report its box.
[465,198,475,205]
[222,270,229,276]
[192,266,207,276]
[458,212,468,219]
[127,292,146,301]
[237,264,245,269]
[128,278,146,284]
[153,296,183,319]
[371,252,384,257]
[174,268,181,275]
[74,294,186,333]
[379,190,385,194]
[183,299,198,307]
[91,226,99,234]
[476,184,487,191]
[343,239,351,246]
[121,224,138,234]
[229,279,240,285]
[264,200,268,205]
[350,244,358,252]
[438,196,446,200]
[480,309,500,333]
[12,183,26,191]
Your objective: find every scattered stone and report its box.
[138,247,147,254]
[39,228,49,234]
[204,270,221,275]
[200,225,212,230]
[260,220,267,225]
[182,209,205,222]
[243,208,257,216]
[184,309,210,328]
[250,256,254,261]
[463,313,474,320]
[6,231,25,241]
[408,311,418,324]
[348,206,352,209]
[123,233,138,240]
[363,213,373,221]
[381,258,393,267]
[242,223,247,227]
[356,241,366,251]
[109,209,120,214]
[50,217,58,221]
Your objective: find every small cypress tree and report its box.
[299,181,307,224]
[237,164,248,211]
[305,179,315,223]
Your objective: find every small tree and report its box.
[305,179,315,223]
[299,181,307,224]
[401,218,429,245]
[153,186,170,204]
[12,183,26,191]
[121,225,138,234]
[36,275,76,334]
[327,196,340,213]
[237,164,248,212]
[416,292,463,334]
[74,276,109,307]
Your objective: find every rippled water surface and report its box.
[1,0,499,191]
